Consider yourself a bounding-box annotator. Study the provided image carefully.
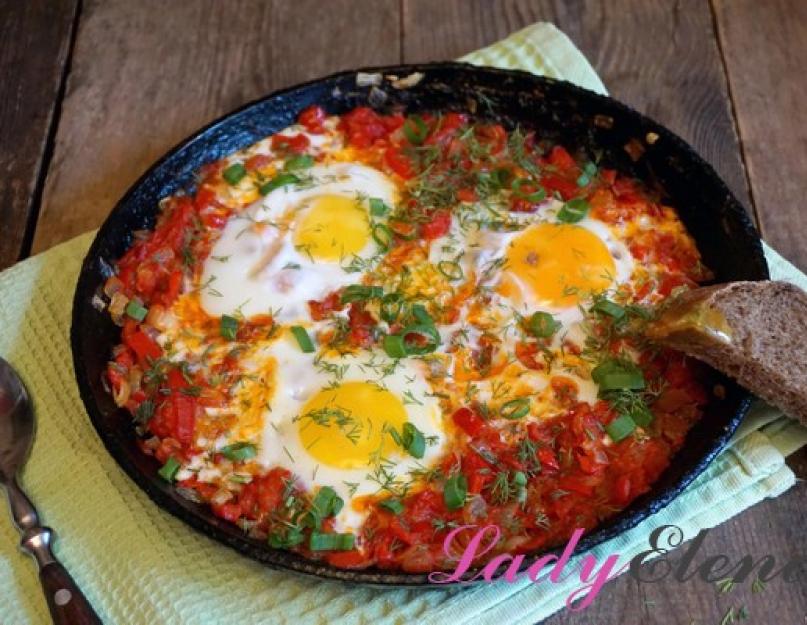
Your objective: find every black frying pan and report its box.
[70,62,768,586]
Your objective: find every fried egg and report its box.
[200,162,398,322]
[247,335,445,532]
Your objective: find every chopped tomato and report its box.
[384,147,415,179]
[211,501,242,523]
[298,104,327,133]
[125,330,162,363]
[245,153,273,171]
[420,210,451,239]
[452,406,486,437]
[271,133,310,154]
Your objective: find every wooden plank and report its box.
[714,0,807,271]
[0,0,77,269]
[32,0,400,253]
[402,2,806,624]
[402,0,752,210]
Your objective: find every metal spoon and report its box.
[0,356,102,624]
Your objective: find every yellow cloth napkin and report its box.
[2,22,806,625]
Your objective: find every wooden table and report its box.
[3,1,805,623]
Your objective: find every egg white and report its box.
[199,162,398,323]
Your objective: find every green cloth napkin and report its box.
[2,22,806,625]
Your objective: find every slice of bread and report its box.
[647,281,807,425]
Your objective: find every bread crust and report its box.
[651,281,807,425]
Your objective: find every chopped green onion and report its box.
[372,223,394,250]
[309,530,355,551]
[403,114,429,145]
[220,442,257,462]
[630,402,654,427]
[511,178,546,202]
[443,474,467,510]
[341,284,383,303]
[557,198,590,223]
[380,293,403,323]
[125,300,148,322]
[437,260,464,281]
[491,167,513,189]
[383,334,407,358]
[379,498,404,515]
[312,486,344,518]
[500,397,530,420]
[220,315,239,341]
[133,399,155,424]
[158,456,181,482]
[592,299,626,320]
[605,414,637,442]
[389,423,426,459]
[269,527,304,549]
[259,172,300,195]
[576,162,598,187]
[401,323,440,355]
[284,154,314,170]
[591,360,645,391]
[512,470,527,487]
[369,197,390,216]
[513,470,528,503]
[290,325,315,353]
[410,303,434,326]
[223,163,247,185]
[528,311,561,338]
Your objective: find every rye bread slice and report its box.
[647,281,807,425]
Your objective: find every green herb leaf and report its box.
[500,397,530,420]
[369,197,390,216]
[591,359,645,391]
[400,323,441,355]
[220,314,239,340]
[403,115,429,145]
[220,442,257,462]
[383,334,407,358]
[223,163,247,186]
[443,474,468,510]
[341,284,383,304]
[528,311,561,338]
[380,293,403,324]
[390,422,426,459]
[133,399,155,424]
[259,172,300,195]
[605,414,637,442]
[379,498,404,515]
[591,299,626,320]
[125,300,148,322]
[437,259,464,281]
[268,526,305,549]
[511,178,546,202]
[557,198,590,223]
[158,456,181,482]
[284,154,314,170]
[312,485,344,518]
[291,325,316,353]
[370,223,394,250]
[309,530,355,551]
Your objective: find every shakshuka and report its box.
[101,103,712,571]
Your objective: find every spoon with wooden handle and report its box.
[646,280,807,425]
[0,356,102,625]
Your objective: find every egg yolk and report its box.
[297,382,408,469]
[503,222,616,307]
[293,194,369,261]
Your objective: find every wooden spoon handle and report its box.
[40,560,103,625]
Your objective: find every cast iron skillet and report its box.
[71,62,769,586]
